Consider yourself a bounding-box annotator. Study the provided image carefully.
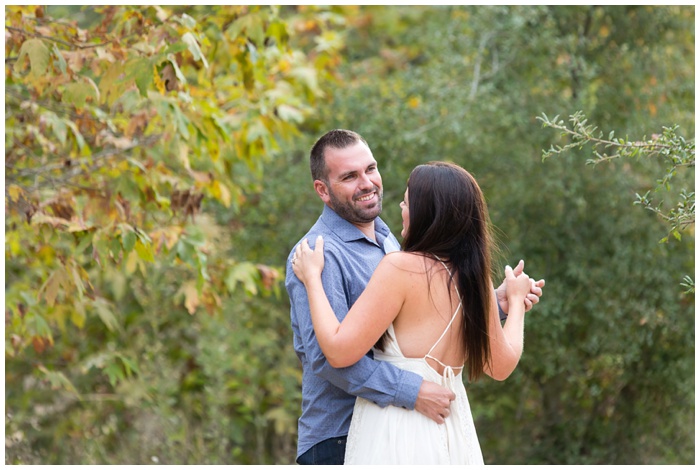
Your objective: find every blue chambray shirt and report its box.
[286,205,423,459]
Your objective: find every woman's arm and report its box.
[483,265,531,380]
[293,236,404,368]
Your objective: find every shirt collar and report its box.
[320,204,391,245]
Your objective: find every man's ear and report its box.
[314,179,331,204]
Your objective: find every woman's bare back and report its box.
[384,252,466,373]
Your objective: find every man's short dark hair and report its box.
[310,129,369,182]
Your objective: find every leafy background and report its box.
[4,5,694,464]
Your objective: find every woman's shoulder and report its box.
[379,251,429,273]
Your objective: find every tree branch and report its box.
[6,25,112,50]
[8,134,162,190]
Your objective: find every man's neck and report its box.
[354,221,376,242]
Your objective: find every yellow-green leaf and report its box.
[122,230,137,253]
[276,104,304,123]
[289,66,321,95]
[14,38,50,77]
[125,250,142,274]
[52,43,67,75]
[210,180,231,207]
[30,312,54,340]
[7,184,24,202]
[167,54,187,84]
[134,239,155,263]
[225,262,259,295]
[181,282,199,314]
[99,62,130,106]
[120,58,153,98]
[182,32,209,69]
[104,363,123,387]
[63,82,92,109]
[40,270,64,306]
[38,365,80,397]
[153,64,166,94]
[71,302,86,329]
[43,111,68,146]
[118,354,140,376]
[94,298,120,332]
[64,119,88,154]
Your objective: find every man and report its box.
[285,129,544,464]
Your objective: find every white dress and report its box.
[344,262,484,465]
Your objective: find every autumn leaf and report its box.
[51,43,67,75]
[14,38,50,77]
[94,298,120,332]
[7,184,24,202]
[160,63,179,92]
[134,239,155,263]
[40,269,66,307]
[225,262,259,295]
[210,180,231,207]
[63,78,100,109]
[154,64,166,94]
[98,62,131,106]
[256,264,280,290]
[182,32,209,69]
[276,104,304,123]
[38,365,80,398]
[125,110,151,138]
[121,57,154,97]
[167,55,187,84]
[181,282,200,314]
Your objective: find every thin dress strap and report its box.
[424,255,464,375]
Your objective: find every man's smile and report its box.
[356,192,376,203]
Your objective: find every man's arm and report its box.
[286,248,454,421]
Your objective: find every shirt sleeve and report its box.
[286,244,422,410]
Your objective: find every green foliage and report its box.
[5,4,694,465]
[539,111,695,246]
[538,111,694,293]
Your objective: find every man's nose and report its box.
[358,173,374,189]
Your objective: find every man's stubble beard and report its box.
[328,186,383,225]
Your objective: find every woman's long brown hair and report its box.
[400,162,494,382]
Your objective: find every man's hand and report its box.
[414,380,455,424]
[496,260,545,315]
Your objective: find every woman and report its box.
[292,161,535,464]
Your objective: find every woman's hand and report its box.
[495,260,545,314]
[504,264,531,305]
[292,235,325,285]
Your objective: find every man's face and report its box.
[316,141,383,225]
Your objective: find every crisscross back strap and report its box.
[424,255,464,372]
